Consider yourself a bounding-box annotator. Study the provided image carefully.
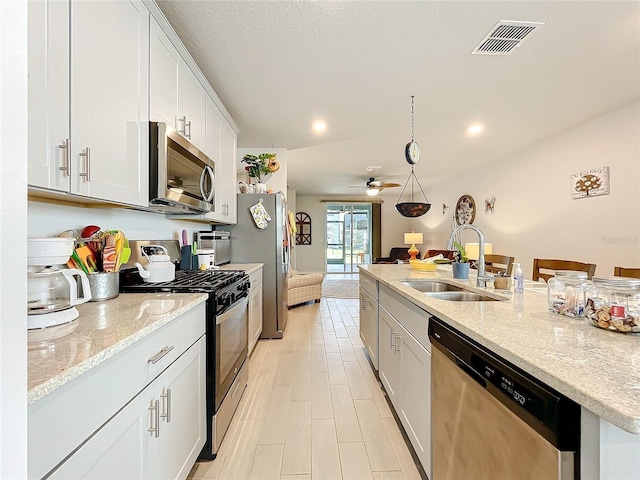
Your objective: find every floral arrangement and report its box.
[242,153,279,183]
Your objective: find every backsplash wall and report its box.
[28,200,212,243]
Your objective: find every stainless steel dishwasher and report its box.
[428,317,580,480]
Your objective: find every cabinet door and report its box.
[205,96,223,221]
[248,283,263,355]
[49,384,154,480]
[378,306,400,408]
[27,0,70,191]
[149,18,179,128]
[398,329,431,476]
[154,336,206,480]
[359,287,369,346]
[70,0,149,206]
[220,120,238,223]
[367,293,379,371]
[178,62,206,150]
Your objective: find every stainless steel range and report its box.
[120,241,249,460]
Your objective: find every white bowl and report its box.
[28,237,75,265]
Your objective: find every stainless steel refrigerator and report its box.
[222,192,289,338]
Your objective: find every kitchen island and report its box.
[359,263,640,480]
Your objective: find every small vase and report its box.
[255,183,267,194]
[452,262,470,279]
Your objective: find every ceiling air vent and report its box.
[472,20,544,56]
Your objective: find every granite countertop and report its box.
[28,292,207,405]
[359,264,640,434]
[221,263,263,274]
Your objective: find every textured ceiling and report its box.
[157,1,640,195]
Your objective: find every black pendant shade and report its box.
[395,167,431,218]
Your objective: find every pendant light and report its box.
[395,96,431,218]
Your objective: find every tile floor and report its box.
[188,297,422,480]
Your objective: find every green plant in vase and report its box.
[452,241,470,279]
[241,153,278,184]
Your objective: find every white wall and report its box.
[28,200,212,243]
[0,1,28,475]
[237,147,288,197]
[413,101,640,279]
[293,195,411,272]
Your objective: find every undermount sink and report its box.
[425,291,499,302]
[401,281,463,293]
[401,280,501,302]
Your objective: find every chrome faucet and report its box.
[446,224,491,288]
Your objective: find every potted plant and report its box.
[241,153,279,192]
[452,241,470,279]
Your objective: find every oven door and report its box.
[215,296,248,411]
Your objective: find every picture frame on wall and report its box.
[571,166,610,199]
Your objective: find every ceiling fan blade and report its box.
[380,182,401,188]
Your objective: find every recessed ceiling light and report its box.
[467,124,485,136]
[312,120,327,133]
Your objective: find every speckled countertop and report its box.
[28,293,207,405]
[359,264,640,434]
[221,263,263,275]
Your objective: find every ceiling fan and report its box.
[366,177,400,195]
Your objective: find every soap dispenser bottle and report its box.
[513,263,524,293]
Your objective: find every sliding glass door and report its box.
[326,203,372,273]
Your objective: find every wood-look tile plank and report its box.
[337,337,358,362]
[339,442,374,480]
[310,343,327,373]
[346,325,363,346]
[354,399,401,472]
[311,372,333,419]
[382,417,423,480]
[281,401,311,475]
[310,326,324,345]
[333,320,349,338]
[344,361,373,399]
[323,331,340,352]
[311,419,342,480]
[373,471,406,479]
[249,444,283,480]
[258,385,292,444]
[289,362,311,401]
[216,420,262,479]
[280,476,311,480]
[326,352,348,385]
[331,384,363,442]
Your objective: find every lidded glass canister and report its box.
[547,271,592,318]
[586,276,640,333]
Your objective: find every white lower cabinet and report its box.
[29,304,206,480]
[378,286,432,477]
[248,267,263,355]
[359,284,379,370]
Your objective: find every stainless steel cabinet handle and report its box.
[391,330,396,350]
[177,116,186,134]
[185,120,192,139]
[395,334,402,353]
[147,345,174,364]
[78,147,91,181]
[148,399,160,438]
[58,139,70,175]
[160,388,172,423]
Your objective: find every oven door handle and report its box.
[216,297,248,325]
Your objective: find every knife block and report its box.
[180,246,198,270]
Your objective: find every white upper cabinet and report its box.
[27,0,70,192]
[220,120,238,223]
[149,18,180,128]
[178,63,206,149]
[28,0,149,207]
[70,0,149,206]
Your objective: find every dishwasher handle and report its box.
[454,356,487,388]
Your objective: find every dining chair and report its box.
[614,267,640,279]
[484,254,515,277]
[532,258,597,282]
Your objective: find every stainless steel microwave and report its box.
[149,122,215,214]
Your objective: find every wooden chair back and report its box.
[484,254,515,277]
[614,267,640,279]
[532,258,597,282]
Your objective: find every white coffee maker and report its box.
[27,238,92,329]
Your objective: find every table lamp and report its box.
[404,232,423,261]
[464,242,493,261]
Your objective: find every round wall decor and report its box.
[455,195,476,225]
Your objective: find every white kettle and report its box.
[135,245,176,283]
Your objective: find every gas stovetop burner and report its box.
[120,269,247,293]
